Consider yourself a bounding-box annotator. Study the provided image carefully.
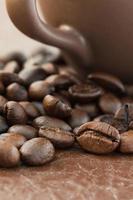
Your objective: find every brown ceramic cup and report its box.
[6,0,133,82]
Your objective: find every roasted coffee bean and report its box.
[94,114,128,133]
[53,92,71,107]
[0,141,20,167]
[33,116,72,131]
[29,81,54,100]
[0,81,5,94]
[45,74,75,90]
[0,72,23,86]
[67,108,90,129]
[75,103,99,118]
[0,133,26,148]
[76,121,120,154]
[41,63,58,75]
[20,138,55,166]
[0,95,7,113]
[0,116,8,134]
[32,101,45,115]
[88,72,125,94]
[39,127,74,148]
[8,125,37,140]
[19,68,46,86]
[119,130,133,153]
[43,95,72,118]
[114,104,133,123]
[4,101,27,125]
[99,93,122,114]
[6,83,28,101]
[4,61,21,73]
[19,101,40,119]
[68,82,103,103]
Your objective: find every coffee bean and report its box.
[67,108,90,129]
[76,121,120,154]
[0,95,7,113]
[0,81,5,94]
[0,141,20,167]
[45,74,75,90]
[20,138,55,166]
[19,68,46,86]
[39,127,74,148]
[19,101,40,119]
[33,116,72,131]
[4,61,21,73]
[0,133,26,148]
[4,101,27,125]
[8,125,37,140]
[0,72,23,86]
[114,104,133,123]
[43,95,72,118]
[6,83,28,101]
[0,116,8,134]
[68,82,103,103]
[119,130,133,153]
[32,101,45,115]
[29,81,54,100]
[75,103,99,118]
[88,72,125,94]
[99,93,122,114]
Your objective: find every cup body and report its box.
[39,0,133,81]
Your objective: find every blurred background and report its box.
[0,1,45,56]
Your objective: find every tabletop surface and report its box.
[0,2,133,200]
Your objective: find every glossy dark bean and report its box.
[68,82,103,103]
[0,95,7,113]
[99,93,122,114]
[6,83,28,101]
[4,101,27,125]
[39,127,74,148]
[4,61,21,73]
[8,125,37,140]
[119,130,133,153]
[33,116,72,131]
[43,95,72,118]
[0,133,26,148]
[88,72,125,94]
[67,108,90,129]
[19,101,40,119]
[45,74,75,90]
[0,72,23,86]
[29,81,54,100]
[0,141,20,167]
[0,116,8,134]
[76,121,120,154]
[20,138,55,166]
[19,68,46,86]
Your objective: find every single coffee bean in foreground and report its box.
[8,125,37,140]
[0,141,20,167]
[43,95,72,118]
[20,138,55,166]
[4,101,27,125]
[76,122,120,154]
[119,130,133,153]
[39,127,74,148]
[0,133,26,148]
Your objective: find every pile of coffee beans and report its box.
[0,48,132,168]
